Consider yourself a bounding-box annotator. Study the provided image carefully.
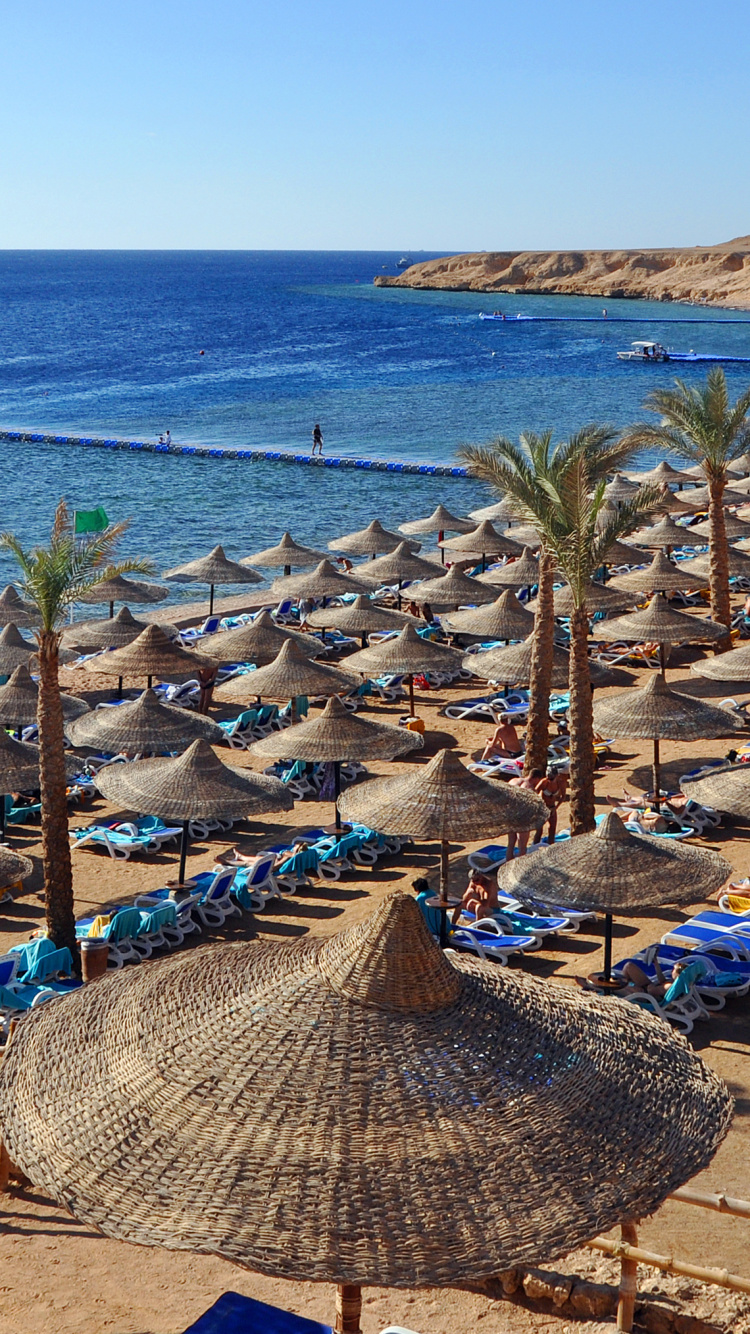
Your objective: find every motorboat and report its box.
[396,256,412,268]
[617,341,670,362]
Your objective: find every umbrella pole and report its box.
[117,676,123,700]
[603,913,614,982]
[335,1284,361,1334]
[334,760,341,832]
[290,698,297,724]
[283,564,291,577]
[439,529,445,565]
[0,795,6,843]
[659,642,666,677]
[360,632,367,648]
[652,738,661,812]
[437,837,451,947]
[178,821,190,884]
[397,580,402,611]
[147,676,152,690]
[408,673,415,716]
[109,600,114,618]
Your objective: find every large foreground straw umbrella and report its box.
[250,695,423,829]
[95,738,293,883]
[681,763,750,819]
[242,532,327,577]
[0,893,731,1334]
[339,749,546,944]
[443,590,534,641]
[66,688,226,756]
[341,624,462,716]
[328,520,419,559]
[592,674,742,810]
[215,640,358,720]
[83,625,217,690]
[691,640,750,682]
[498,812,732,981]
[591,594,727,674]
[609,551,709,597]
[77,574,169,619]
[163,546,263,616]
[306,595,416,647]
[0,665,89,732]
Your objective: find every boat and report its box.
[396,256,412,269]
[617,341,670,362]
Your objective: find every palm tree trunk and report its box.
[568,605,596,834]
[709,476,732,652]
[524,549,555,775]
[37,631,77,961]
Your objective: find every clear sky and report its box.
[2,0,748,251]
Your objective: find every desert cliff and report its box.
[374,237,750,307]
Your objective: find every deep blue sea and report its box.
[1,250,749,593]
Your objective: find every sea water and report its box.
[0,250,748,588]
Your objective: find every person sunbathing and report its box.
[575,954,694,998]
[506,769,545,858]
[451,870,499,925]
[481,716,523,761]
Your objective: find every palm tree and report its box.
[460,429,657,833]
[1,502,152,958]
[624,369,750,644]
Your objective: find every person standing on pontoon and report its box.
[311,423,323,455]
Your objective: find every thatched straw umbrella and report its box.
[0,893,731,1334]
[95,738,292,883]
[339,751,546,942]
[683,463,744,482]
[603,473,640,504]
[83,625,217,690]
[680,546,750,580]
[66,688,226,756]
[250,695,423,828]
[592,674,742,810]
[0,844,33,890]
[353,543,442,605]
[498,524,543,550]
[241,531,327,577]
[0,586,40,629]
[498,812,732,981]
[61,607,176,653]
[398,504,474,565]
[630,515,695,550]
[691,639,750,682]
[405,564,496,612]
[598,538,646,566]
[475,548,539,590]
[464,635,612,690]
[646,487,699,518]
[305,595,416,648]
[215,640,357,720]
[340,624,462,716]
[681,484,750,510]
[0,729,46,842]
[628,460,693,489]
[439,520,523,570]
[590,594,727,674]
[204,611,321,665]
[268,559,372,604]
[78,574,169,619]
[527,581,638,618]
[730,474,750,494]
[681,763,750,820]
[688,513,750,541]
[163,545,263,616]
[0,665,89,731]
[469,496,519,522]
[0,625,39,676]
[329,519,420,559]
[733,452,750,476]
[609,551,709,596]
[443,590,534,642]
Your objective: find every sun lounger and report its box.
[662,911,750,952]
[134,887,203,942]
[182,1290,333,1334]
[75,905,145,968]
[443,692,527,722]
[9,938,74,983]
[190,867,241,928]
[459,907,574,943]
[614,947,749,1012]
[449,918,538,964]
[70,817,181,859]
[625,961,714,1034]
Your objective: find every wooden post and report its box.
[335,1284,362,1333]
[617,1222,639,1331]
[0,1140,10,1193]
[652,737,661,812]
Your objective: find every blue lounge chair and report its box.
[9,937,74,982]
[75,906,145,968]
[662,911,750,951]
[230,852,281,910]
[182,1291,332,1334]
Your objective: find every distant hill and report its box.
[373,240,750,307]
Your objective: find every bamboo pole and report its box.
[335,1284,362,1333]
[616,1222,639,1332]
[670,1185,750,1219]
[587,1235,750,1295]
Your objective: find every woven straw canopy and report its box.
[591,594,727,647]
[682,764,750,819]
[341,624,463,678]
[629,461,694,487]
[689,514,750,540]
[468,497,519,522]
[78,575,169,607]
[439,520,523,557]
[203,611,321,666]
[404,565,496,607]
[0,624,38,674]
[476,549,539,589]
[609,551,708,595]
[599,539,645,565]
[592,673,742,742]
[250,695,423,764]
[241,532,327,569]
[0,729,44,788]
[306,596,415,635]
[398,505,474,536]
[681,484,749,509]
[683,463,743,481]
[443,590,535,640]
[62,607,171,652]
[631,516,694,548]
[0,587,40,629]
[94,737,293,821]
[498,812,731,913]
[328,520,420,557]
[728,474,750,494]
[465,636,611,688]
[499,524,542,550]
[164,545,263,587]
[66,689,226,754]
[733,452,750,475]
[603,473,640,502]
[353,543,441,586]
[339,749,546,840]
[215,640,357,705]
[528,582,637,617]
[681,547,750,579]
[691,641,750,682]
[0,844,33,889]
[269,560,372,601]
[83,625,216,679]
[0,891,731,1286]
[0,666,90,727]
[646,488,698,517]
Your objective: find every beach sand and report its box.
[1,640,750,1333]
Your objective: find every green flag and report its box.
[74,506,109,535]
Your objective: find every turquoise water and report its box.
[0,250,748,587]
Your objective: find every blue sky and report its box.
[2,0,748,250]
